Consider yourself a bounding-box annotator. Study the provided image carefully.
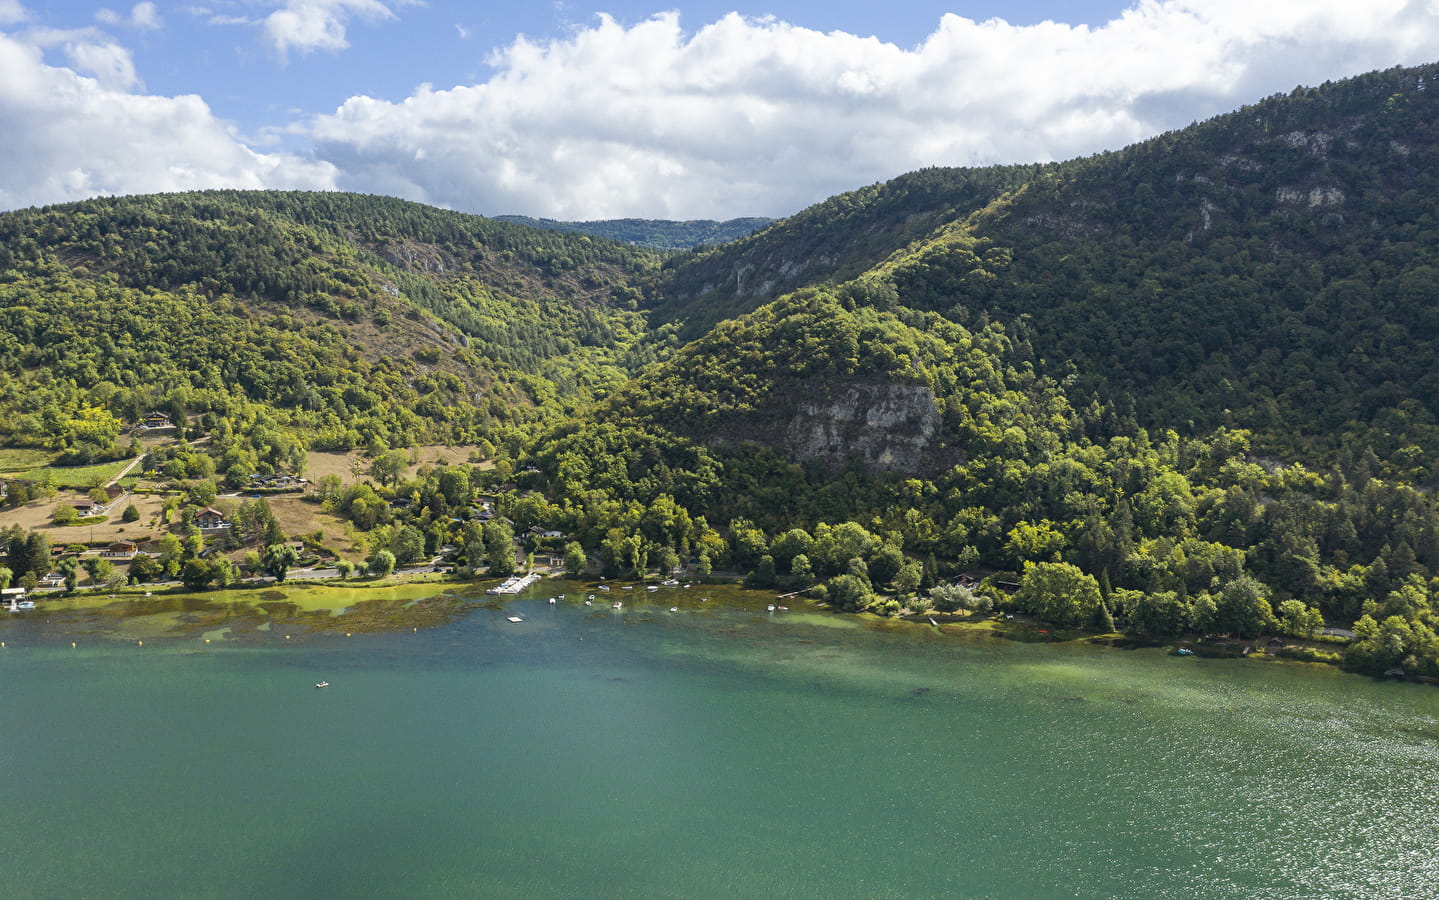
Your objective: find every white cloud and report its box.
[260,0,403,57]
[97,3,162,30]
[0,32,336,211]
[0,0,27,26]
[308,2,1439,220]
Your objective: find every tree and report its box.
[1127,590,1190,638]
[483,520,516,576]
[929,582,968,613]
[181,558,217,591]
[1211,574,1278,638]
[1015,561,1104,628]
[128,554,161,583]
[747,554,777,588]
[563,541,587,576]
[52,504,78,526]
[263,543,299,582]
[82,557,115,586]
[1277,599,1325,638]
[367,549,396,577]
[894,560,923,595]
[827,573,872,612]
[657,546,680,576]
[121,504,140,523]
[334,559,356,579]
[0,566,9,590]
[370,449,408,487]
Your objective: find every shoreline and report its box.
[2,570,1399,684]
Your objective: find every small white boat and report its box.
[646,585,658,592]
[548,597,556,604]
[315,681,330,689]
[557,594,565,599]
[598,585,610,592]
[16,601,35,610]
[767,605,775,612]
[929,618,939,627]
[622,586,633,591]
[506,616,524,623]
[584,600,593,606]
[778,606,788,611]
[587,594,596,600]
[662,579,679,586]
[612,601,622,609]
[670,607,678,612]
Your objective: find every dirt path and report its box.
[105,455,144,488]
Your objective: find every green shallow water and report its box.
[2,586,1438,899]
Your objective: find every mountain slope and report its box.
[0,191,662,453]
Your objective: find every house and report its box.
[1,587,26,601]
[38,573,65,588]
[194,507,230,530]
[138,411,173,430]
[542,530,564,540]
[248,474,309,492]
[72,498,108,516]
[102,540,138,558]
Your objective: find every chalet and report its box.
[72,498,108,516]
[38,573,65,588]
[194,507,229,530]
[138,411,173,430]
[102,540,138,558]
[542,530,564,539]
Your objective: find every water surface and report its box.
[1,584,1435,898]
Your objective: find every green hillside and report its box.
[0,191,661,459]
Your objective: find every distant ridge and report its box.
[493,215,773,250]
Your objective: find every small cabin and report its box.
[102,540,138,558]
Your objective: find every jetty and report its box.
[487,572,541,595]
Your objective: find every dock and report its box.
[487,572,541,595]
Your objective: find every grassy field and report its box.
[0,451,136,488]
[305,445,489,486]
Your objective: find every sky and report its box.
[2,1,1438,220]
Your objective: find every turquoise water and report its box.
[3,588,1438,898]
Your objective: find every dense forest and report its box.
[6,62,1439,678]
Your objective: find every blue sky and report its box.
[2,1,1438,219]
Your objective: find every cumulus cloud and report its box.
[261,0,404,57]
[0,32,336,211]
[97,3,162,30]
[0,0,26,26]
[309,1,1439,219]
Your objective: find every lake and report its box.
[2,581,1436,898]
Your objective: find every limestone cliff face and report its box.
[776,379,942,472]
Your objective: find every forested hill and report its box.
[493,215,772,250]
[648,61,1439,471]
[0,191,661,453]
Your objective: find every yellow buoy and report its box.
[205,639,210,643]
[137,640,143,646]
[285,635,291,640]
[71,642,76,647]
